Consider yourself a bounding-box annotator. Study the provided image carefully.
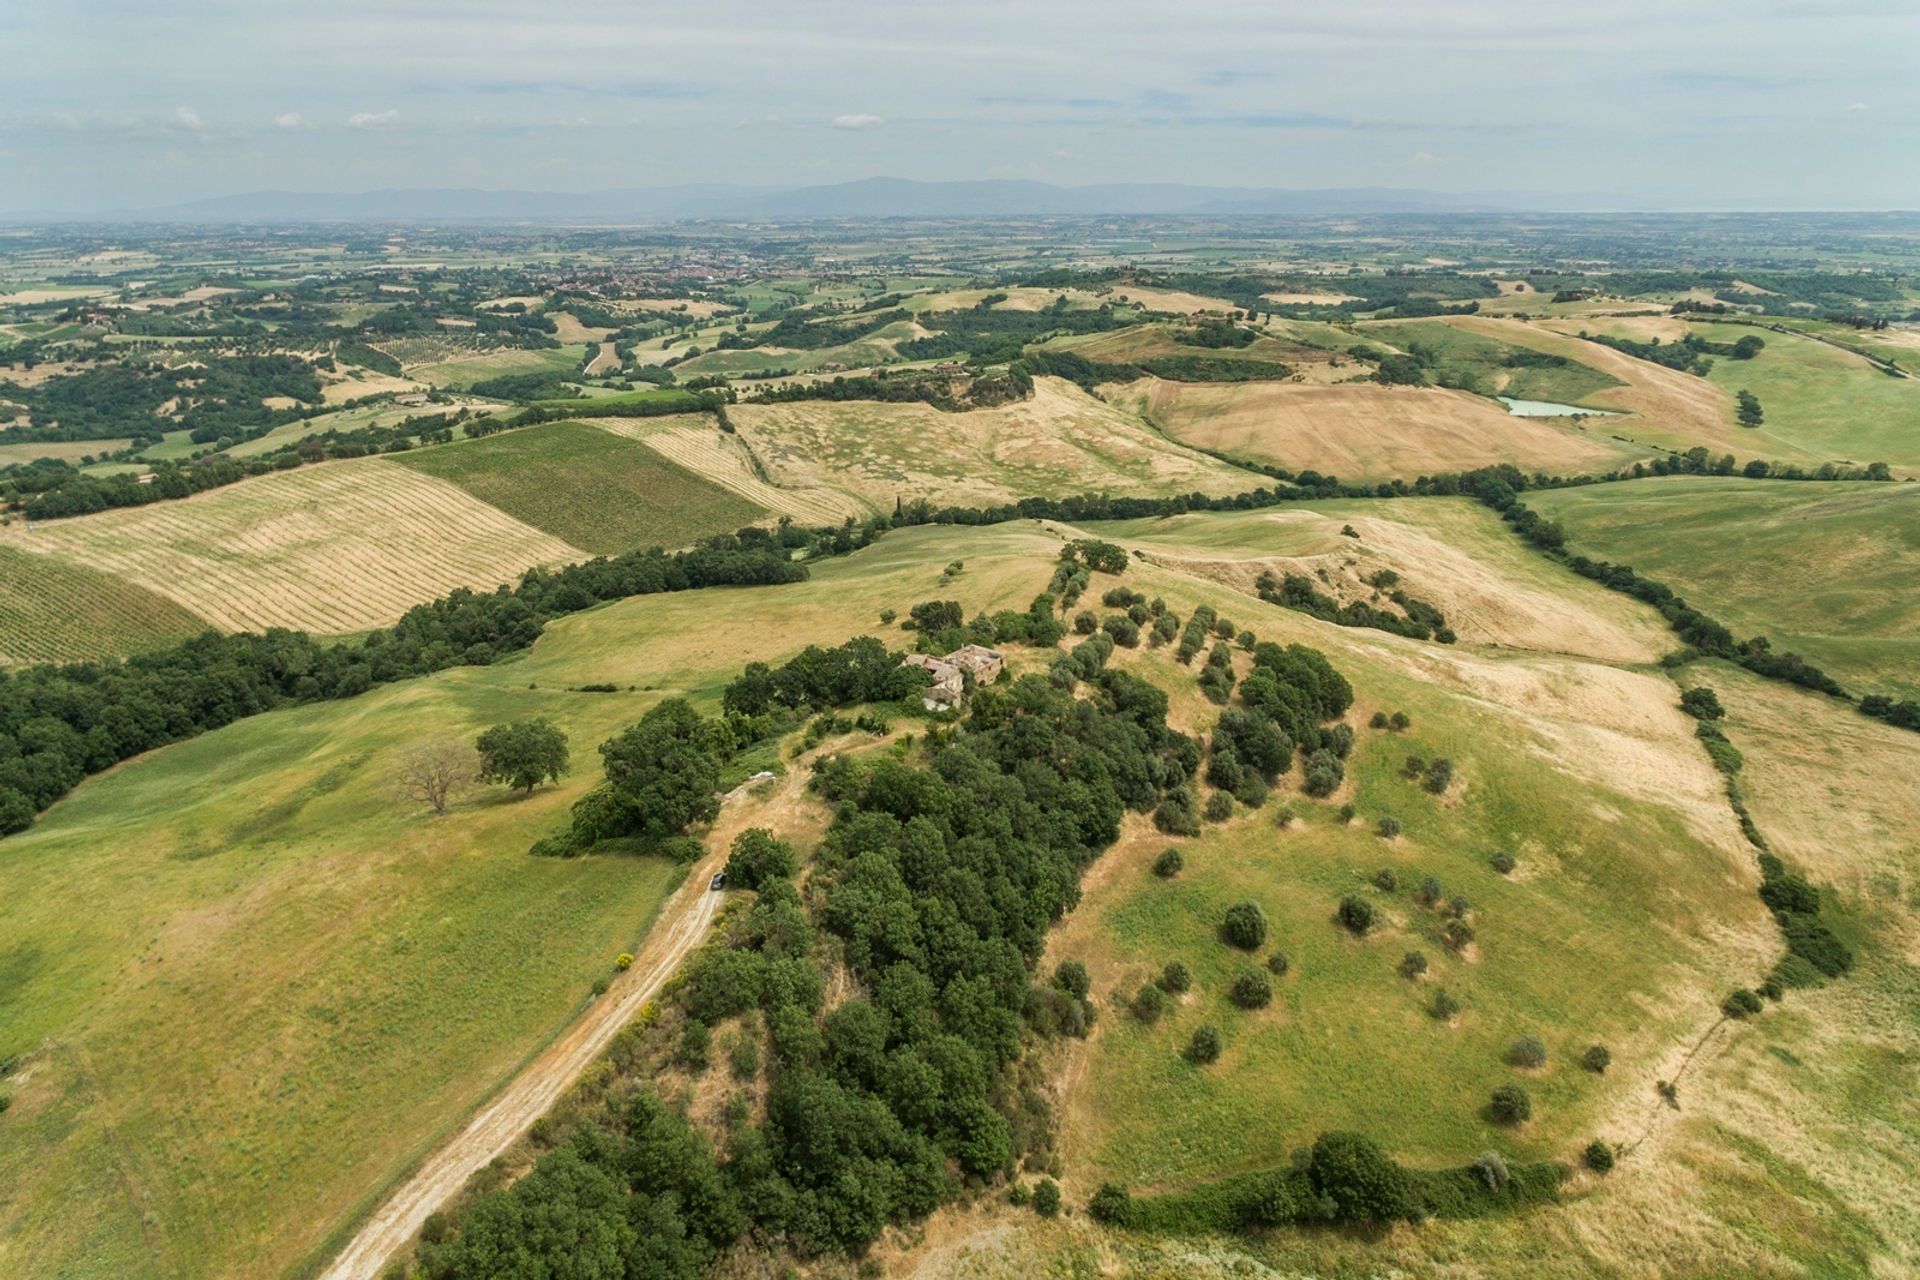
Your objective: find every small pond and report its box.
[1497,396,1620,418]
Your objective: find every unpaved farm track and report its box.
[319,859,724,1279]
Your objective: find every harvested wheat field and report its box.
[1116,377,1646,481]
[728,376,1261,511]
[5,459,584,635]
[589,415,865,526]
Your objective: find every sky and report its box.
[2,0,1915,213]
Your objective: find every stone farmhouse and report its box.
[901,644,1005,710]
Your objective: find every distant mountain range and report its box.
[117,178,1619,223]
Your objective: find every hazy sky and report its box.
[3,0,1915,212]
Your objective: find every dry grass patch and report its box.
[728,376,1259,512]
[590,415,865,526]
[5,458,584,634]
[1117,377,1644,481]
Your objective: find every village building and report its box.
[901,645,1003,711]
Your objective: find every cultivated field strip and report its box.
[0,543,211,663]
[8,460,587,635]
[590,414,866,525]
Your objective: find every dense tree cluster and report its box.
[1255,569,1455,643]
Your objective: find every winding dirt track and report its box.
[319,856,725,1279]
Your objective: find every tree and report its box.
[1222,900,1269,949]
[1153,847,1184,878]
[1230,968,1273,1009]
[1490,850,1516,875]
[0,786,31,836]
[1054,959,1091,1000]
[1584,1140,1615,1173]
[1337,894,1374,935]
[597,698,730,841]
[1307,1131,1412,1223]
[1376,815,1401,838]
[1736,389,1764,427]
[1490,1083,1532,1125]
[1187,1024,1222,1063]
[475,718,570,793]
[1581,1044,1612,1074]
[1509,1035,1548,1068]
[1679,687,1724,721]
[1400,950,1428,979]
[723,827,798,891]
[394,738,475,816]
[1159,961,1191,994]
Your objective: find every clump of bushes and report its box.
[1266,951,1291,977]
[1584,1141,1615,1173]
[1400,950,1429,979]
[1374,867,1398,891]
[1376,815,1402,838]
[1159,961,1192,994]
[1153,847,1184,878]
[1430,989,1460,1021]
[1582,1044,1611,1074]
[1033,1178,1061,1217]
[1338,895,1375,935]
[1722,988,1764,1019]
[1222,900,1269,950]
[1490,1083,1532,1126]
[1422,757,1455,794]
[1187,1024,1223,1064]
[1134,983,1170,1023]
[1205,791,1235,822]
[1415,874,1444,906]
[1490,850,1516,875]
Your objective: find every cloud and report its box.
[347,109,399,128]
[831,113,884,131]
[1844,101,1870,111]
[172,106,208,132]
[272,112,305,129]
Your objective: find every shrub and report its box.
[1154,788,1201,836]
[1204,791,1234,822]
[1222,900,1270,949]
[722,827,798,892]
[1431,988,1460,1021]
[729,1033,761,1079]
[1374,867,1399,891]
[1337,803,1357,823]
[1230,968,1274,1009]
[1582,1044,1612,1074]
[1472,1150,1510,1191]
[879,608,897,625]
[1403,753,1427,779]
[1303,749,1343,797]
[1089,1183,1133,1224]
[1370,710,1390,729]
[1266,951,1291,977]
[1054,959,1091,1000]
[1680,687,1725,720]
[1187,1024,1223,1064]
[615,952,634,970]
[1159,961,1192,994]
[1400,950,1429,979]
[1033,1178,1061,1217]
[1389,711,1411,731]
[1584,1141,1615,1173]
[677,1019,711,1070]
[1422,758,1454,794]
[1509,1035,1548,1068]
[1008,1182,1031,1207]
[1073,611,1098,635]
[1490,1083,1532,1125]
[1416,874,1443,906]
[1152,847,1185,878]
[1376,815,1401,838]
[1133,983,1170,1023]
[1722,988,1764,1019]
[1490,850,1516,875]
[1273,804,1296,829]
[1443,919,1475,951]
[1446,894,1471,918]
[1337,895,1374,935]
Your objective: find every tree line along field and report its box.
[1527,477,1920,699]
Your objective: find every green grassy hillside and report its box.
[394,419,770,554]
[0,543,210,663]
[1529,477,1920,697]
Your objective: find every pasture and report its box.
[5,458,582,635]
[395,419,770,555]
[1529,477,1920,698]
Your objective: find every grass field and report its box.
[1528,477,1920,697]
[0,543,209,663]
[1113,377,1649,481]
[1042,321,1314,369]
[4,458,583,635]
[395,419,769,555]
[729,376,1261,512]
[227,398,502,460]
[1683,320,1920,472]
[411,345,588,391]
[0,437,132,466]
[589,415,865,526]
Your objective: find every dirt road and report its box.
[320,851,727,1279]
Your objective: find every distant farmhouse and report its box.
[901,644,1004,710]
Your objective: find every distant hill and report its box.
[130,178,1579,223]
